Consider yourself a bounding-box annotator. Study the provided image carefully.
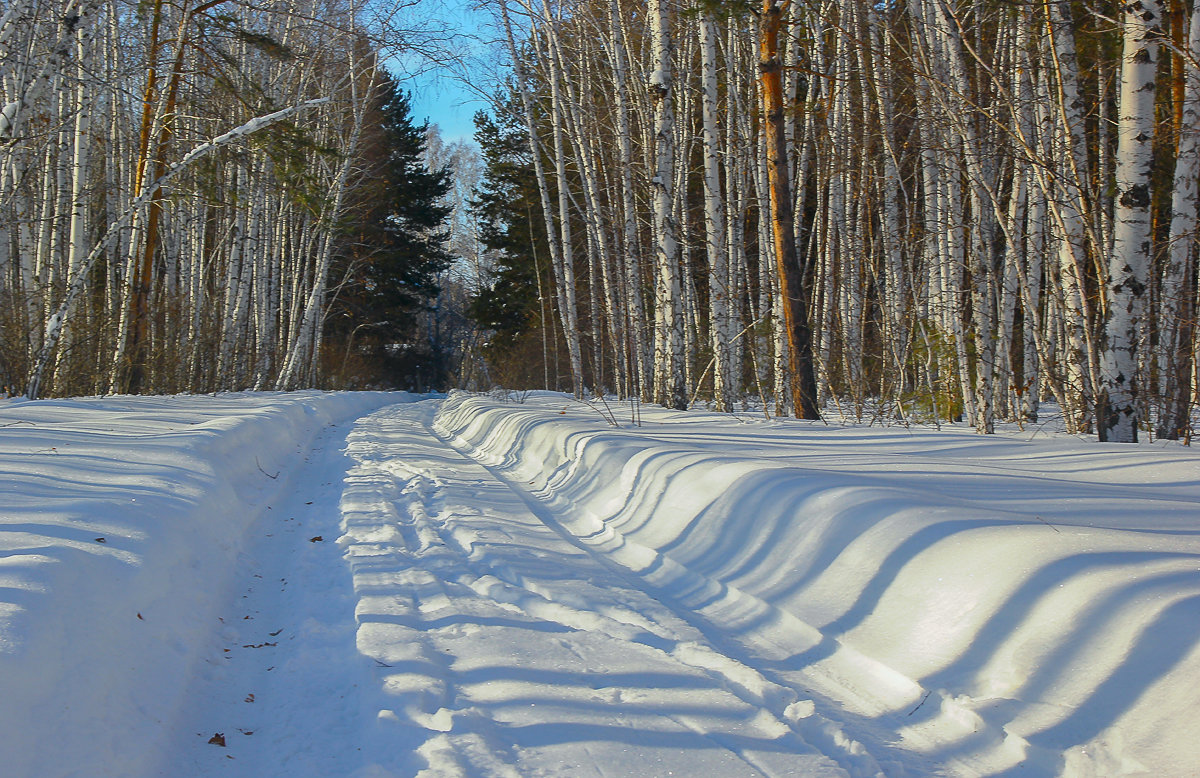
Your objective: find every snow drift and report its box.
[433,391,1200,776]
[0,391,403,777]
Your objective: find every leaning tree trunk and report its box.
[538,2,585,398]
[25,99,330,399]
[1041,0,1100,432]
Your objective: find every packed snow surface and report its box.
[1,390,1197,777]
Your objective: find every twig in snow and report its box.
[594,394,619,427]
[255,457,279,479]
[907,691,932,716]
[1035,515,1061,533]
[576,397,619,427]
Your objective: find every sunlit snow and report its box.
[1,390,1197,776]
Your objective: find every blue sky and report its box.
[408,72,489,144]
[397,1,496,145]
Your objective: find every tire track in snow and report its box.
[339,401,847,777]
[166,418,381,778]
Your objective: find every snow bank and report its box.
[0,391,404,778]
[433,391,1200,776]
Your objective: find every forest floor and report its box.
[1,390,1198,777]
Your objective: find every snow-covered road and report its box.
[3,391,1199,776]
[174,399,858,777]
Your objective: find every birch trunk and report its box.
[1042,0,1100,431]
[609,0,647,399]
[699,13,733,411]
[649,0,686,409]
[538,4,585,397]
[498,0,581,395]
[26,98,331,399]
[1158,0,1200,439]
[1100,0,1161,442]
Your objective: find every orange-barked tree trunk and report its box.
[759,0,819,419]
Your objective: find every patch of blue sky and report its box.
[387,0,500,145]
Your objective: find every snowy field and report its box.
[1,390,1197,777]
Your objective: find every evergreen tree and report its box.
[326,74,453,389]
[468,104,554,386]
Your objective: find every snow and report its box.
[1,390,1198,776]
[0,99,18,138]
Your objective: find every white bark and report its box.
[1158,0,1200,438]
[532,2,585,396]
[26,97,330,398]
[648,0,685,409]
[608,0,648,399]
[1100,0,1161,442]
[699,13,733,411]
[497,0,581,395]
[1042,0,1099,430]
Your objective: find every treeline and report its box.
[1,0,452,398]
[471,0,1200,442]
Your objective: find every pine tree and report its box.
[325,75,453,389]
[468,105,556,389]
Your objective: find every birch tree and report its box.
[1100,0,1161,442]
[1159,0,1200,439]
[1,0,451,398]
[470,0,1197,441]
[649,0,686,409]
